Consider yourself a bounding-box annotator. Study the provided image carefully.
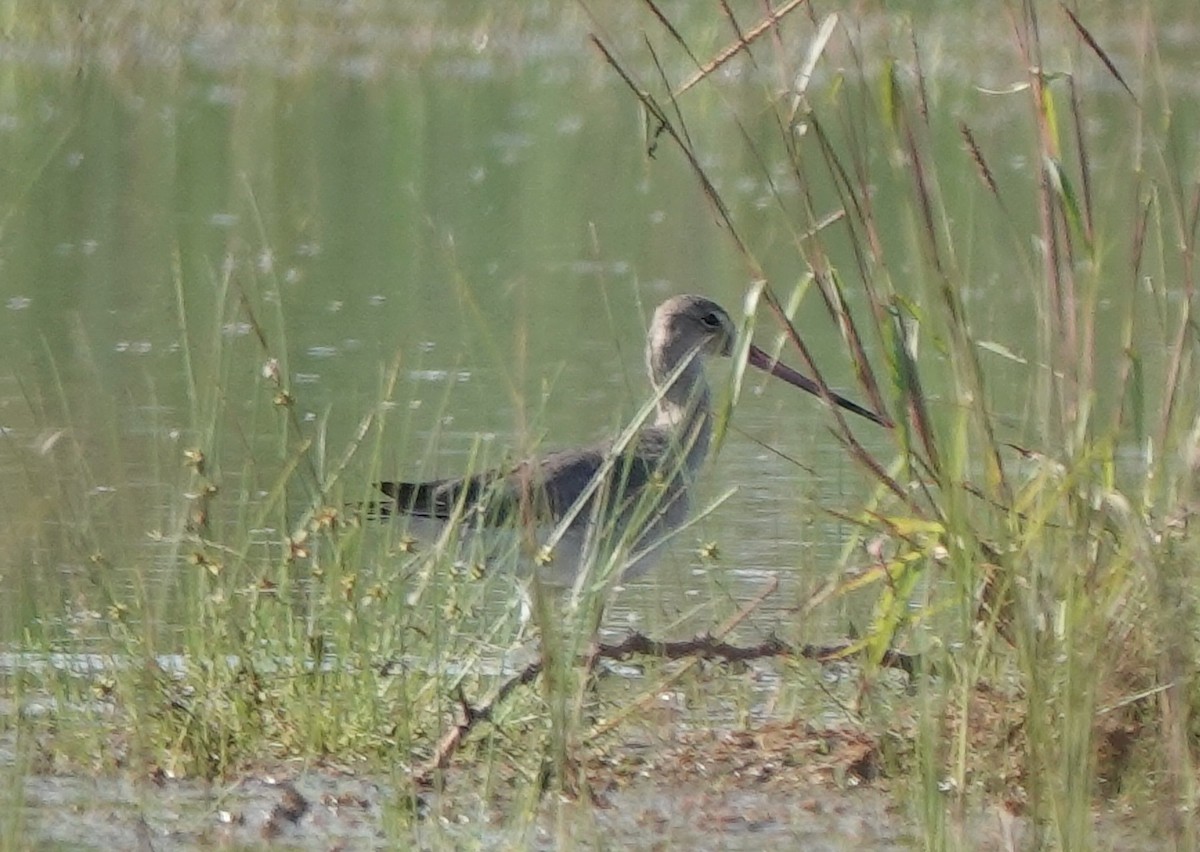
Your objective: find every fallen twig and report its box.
[406,576,916,785]
[587,577,779,738]
[594,633,919,677]
[412,658,543,788]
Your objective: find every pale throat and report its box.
[648,353,714,473]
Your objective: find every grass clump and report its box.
[586,0,1200,846]
[3,0,1200,847]
[1,255,543,799]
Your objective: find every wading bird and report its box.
[376,294,885,585]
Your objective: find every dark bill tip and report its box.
[745,345,891,427]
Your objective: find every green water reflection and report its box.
[0,2,1196,645]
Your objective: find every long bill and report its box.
[746,344,891,427]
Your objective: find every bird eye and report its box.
[701,312,722,329]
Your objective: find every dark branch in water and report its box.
[404,631,917,791]
[593,633,920,677]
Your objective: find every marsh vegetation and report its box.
[2,1,1199,848]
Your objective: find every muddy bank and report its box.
[10,766,913,850]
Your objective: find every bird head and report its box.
[647,295,736,380]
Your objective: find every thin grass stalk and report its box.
[887,58,1017,506]
[591,30,897,457]
[815,265,890,428]
[672,0,812,97]
[1021,2,1082,435]
[1060,3,1138,102]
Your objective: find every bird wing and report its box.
[377,428,676,528]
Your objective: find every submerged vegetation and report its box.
[2,0,1200,848]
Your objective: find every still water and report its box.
[0,2,1195,646]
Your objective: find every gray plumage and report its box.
[377,294,883,579]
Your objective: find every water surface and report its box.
[0,1,1195,648]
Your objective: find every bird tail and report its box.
[374,480,448,519]
[372,476,496,520]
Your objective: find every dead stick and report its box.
[409,577,778,787]
[587,576,779,739]
[413,658,543,788]
[592,634,919,677]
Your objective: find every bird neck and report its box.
[649,355,713,469]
